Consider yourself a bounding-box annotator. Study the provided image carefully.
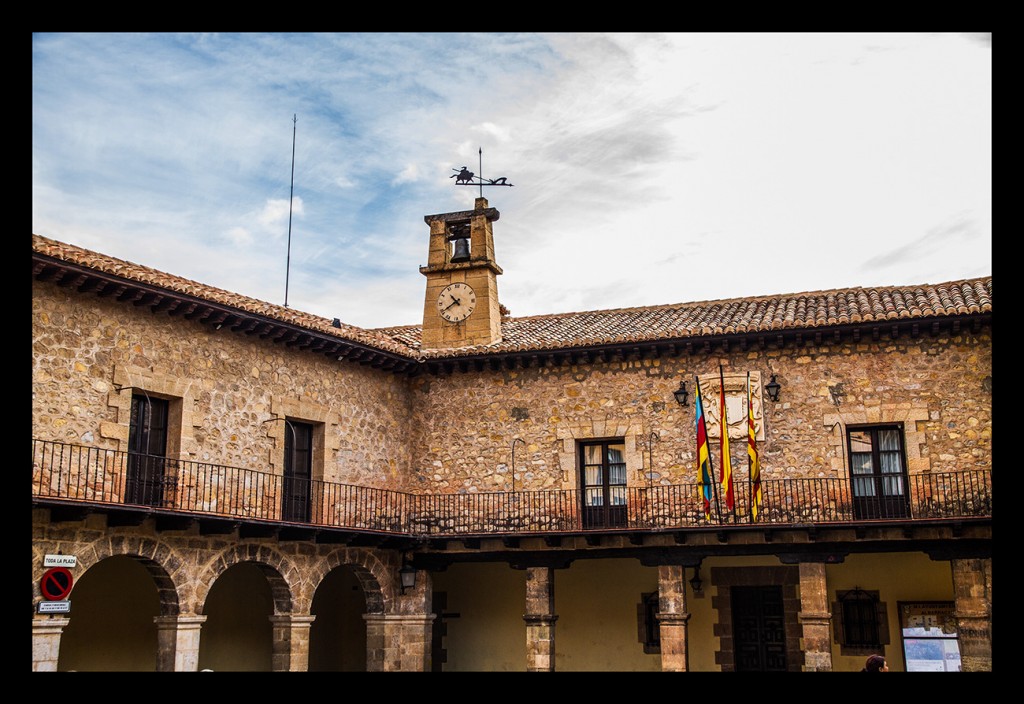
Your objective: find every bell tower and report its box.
[420,196,503,350]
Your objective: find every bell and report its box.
[451,237,470,262]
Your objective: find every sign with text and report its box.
[37,600,71,614]
[43,554,77,568]
[900,601,961,673]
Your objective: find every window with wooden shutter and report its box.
[833,588,889,656]
[637,592,660,654]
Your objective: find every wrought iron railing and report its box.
[31,439,992,537]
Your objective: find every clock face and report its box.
[437,282,476,323]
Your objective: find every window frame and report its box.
[282,419,314,522]
[578,438,628,529]
[637,591,660,654]
[126,392,172,507]
[845,423,911,519]
[832,588,890,656]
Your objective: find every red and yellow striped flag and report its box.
[719,365,734,511]
[748,372,762,520]
[695,376,714,520]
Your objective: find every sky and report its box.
[32,32,992,330]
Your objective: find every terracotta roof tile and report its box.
[32,234,419,356]
[34,234,991,362]
[386,276,992,358]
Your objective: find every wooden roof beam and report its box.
[96,283,127,299]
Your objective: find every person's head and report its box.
[863,654,888,672]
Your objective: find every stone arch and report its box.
[48,534,183,617]
[308,547,394,614]
[196,543,296,616]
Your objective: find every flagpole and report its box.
[712,464,723,524]
[747,370,762,523]
[708,375,722,525]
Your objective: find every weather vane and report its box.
[451,147,514,197]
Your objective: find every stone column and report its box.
[154,614,207,672]
[364,614,386,672]
[524,566,557,672]
[32,616,70,671]
[952,557,992,672]
[364,614,435,672]
[656,565,691,672]
[398,614,435,672]
[796,562,833,672]
[269,614,317,672]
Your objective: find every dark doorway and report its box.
[57,555,160,671]
[283,420,312,522]
[732,585,788,672]
[308,566,367,671]
[126,394,169,507]
[198,563,274,671]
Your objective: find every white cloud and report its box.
[393,164,419,185]
[225,227,252,246]
[33,32,991,329]
[258,198,303,230]
[472,122,512,142]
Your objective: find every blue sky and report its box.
[32,32,991,329]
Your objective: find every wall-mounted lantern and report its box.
[399,557,417,594]
[689,565,704,596]
[765,374,781,402]
[673,380,689,407]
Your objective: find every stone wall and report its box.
[32,277,992,499]
[30,510,400,617]
[32,281,414,491]
[408,332,992,494]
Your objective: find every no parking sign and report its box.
[40,566,73,601]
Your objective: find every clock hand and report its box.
[443,297,462,311]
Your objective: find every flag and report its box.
[748,372,762,521]
[719,365,734,511]
[694,376,714,520]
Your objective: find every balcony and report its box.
[31,439,992,540]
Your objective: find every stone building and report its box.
[31,197,992,672]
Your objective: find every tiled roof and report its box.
[32,234,418,356]
[34,234,991,361]
[373,276,992,358]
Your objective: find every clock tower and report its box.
[420,196,503,350]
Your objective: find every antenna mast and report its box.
[285,114,297,307]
